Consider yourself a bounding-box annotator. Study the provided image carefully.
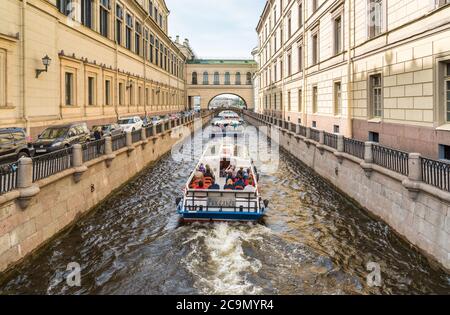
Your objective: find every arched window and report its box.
[235,72,241,85]
[214,72,220,85]
[192,72,197,85]
[203,71,209,85]
[246,72,252,85]
[225,72,230,85]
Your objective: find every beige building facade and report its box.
[255,0,450,159]
[186,60,257,110]
[0,0,187,138]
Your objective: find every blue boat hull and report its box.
[177,203,266,222]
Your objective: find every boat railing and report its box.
[183,190,260,213]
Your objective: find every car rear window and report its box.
[40,128,68,139]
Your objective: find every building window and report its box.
[135,21,142,55]
[99,0,110,37]
[439,144,450,160]
[312,121,317,128]
[155,38,159,65]
[436,0,450,8]
[312,86,318,113]
[65,72,74,106]
[280,60,284,79]
[298,2,303,27]
[0,50,5,107]
[105,79,111,106]
[288,91,291,111]
[287,54,292,76]
[192,72,197,85]
[125,13,133,50]
[57,0,71,15]
[116,5,123,45]
[225,72,230,85]
[370,74,382,118]
[150,35,155,63]
[236,72,241,85]
[214,72,219,85]
[334,82,342,115]
[138,86,142,105]
[118,82,124,105]
[203,72,209,85]
[369,131,380,142]
[334,16,342,55]
[445,63,450,122]
[334,125,340,134]
[88,76,95,106]
[298,45,303,72]
[312,0,318,12]
[143,29,149,61]
[368,0,383,38]
[288,14,292,37]
[148,1,153,17]
[81,0,93,29]
[312,32,319,65]
[246,72,252,85]
[298,89,302,112]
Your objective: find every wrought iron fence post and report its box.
[73,144,87,183]
[17,157,40,210]
[104,136,115,168]
[403,153,422,200]
[361,142,374,178]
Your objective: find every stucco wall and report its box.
[245,113,449,272]
[0,114,211,273]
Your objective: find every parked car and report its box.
[33,122,91,155]
[90,124,123,140]
[117,116,144,132]
[0,128,35,163]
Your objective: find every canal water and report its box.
[0,125,449,295]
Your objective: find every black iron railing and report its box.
[164,121,170,131]
[297,125,307,137]
[112,134,126,151]
[372,144,409,176]
[421,158,450,192]
[310,129,320,142]
[32,148,72,182]
[344,138,365,159]
[324,132,338,149]
[0,161,18,195]
[290,123,296,133]
[156,124,162,134]
[145,126,154,138]
[131,129,142,143]
[82,139,105,162]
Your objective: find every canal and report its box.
[0,125,449,295]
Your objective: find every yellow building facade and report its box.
[255,0,450,159]
[0,0,187,138]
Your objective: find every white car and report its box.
[117,116,144,132]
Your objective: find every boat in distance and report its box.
[176,140,269,222]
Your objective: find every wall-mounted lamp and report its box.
[35,55,52,78]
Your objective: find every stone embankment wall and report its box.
[0,114,211,272]
[245,112,449,272]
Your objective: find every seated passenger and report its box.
[208,179,220,190]
[244,183,256,192]
[195,180,205,190]
[234,176,245,190]
[224,179,235,190]
[198,163,206,174]
[204,165,215,179]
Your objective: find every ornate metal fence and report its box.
[421,158,450,192]
[82,139,106,162]
[156,124,162,134]
[343,138,365,159]
[310,129,320,142]
[372,144,409,176]
[0,161,18,195]
[112,134,126,151]
[324,132,338,149]
[32,148,72,182]
[297,125,307,137]
[164,121,170,131]
[146,126,154,138]
[131,129,142,143]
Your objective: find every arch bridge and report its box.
[186,59,257,110]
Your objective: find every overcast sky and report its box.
[165,0,266,59]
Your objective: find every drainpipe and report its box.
[21,0,30,136]
[346,0,353,138]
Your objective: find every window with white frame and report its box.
[334,15,342,55]
[125,13,133,50]
[368,0,383,38]
[105,78,111,106]
[369,74,382,118]
[445,63,450,122]
[65,72,74,106]
[298,2,303,28]
[0,50,5,106]
[298,89,302,112]
[311,30,319,65]
[288,91,291,111]
[312,85,318,113]
[99,0,110,37]
[298,43,303,72]
[81,0,93,29]
[436,0,450,8]
[87,75,96,106]
[115,4,123,45]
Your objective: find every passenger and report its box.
[194,169,204,181]
[224,179,235,190]
[244,183,256,192]
[237,167,244,178]
[204,165,214,179]
[247,176,255,187]
[198,163,206,174]
[195,180,205,190]
[208,179,220,190]
[234,176,245,190]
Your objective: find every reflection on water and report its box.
[0,131,449,295]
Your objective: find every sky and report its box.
[165,0,266,59]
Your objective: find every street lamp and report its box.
[35,55,51,78]
[126,79,133,90]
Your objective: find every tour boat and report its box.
[176,140,268,222]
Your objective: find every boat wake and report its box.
[182,222,268,295]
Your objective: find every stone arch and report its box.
[207,93,248,110]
